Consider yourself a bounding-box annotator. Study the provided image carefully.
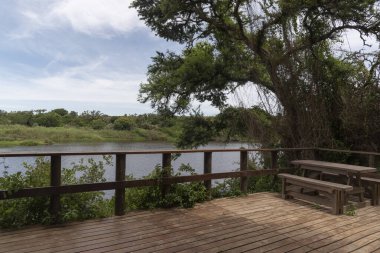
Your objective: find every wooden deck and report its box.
[1,192,380,253]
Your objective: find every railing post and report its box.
[369,154,375,168]
[115,154,126,216]
[271,150,278,169]
[204,152,212,198]
[240,150,248,194]
[162,153,172,198]
[50,155,61,223]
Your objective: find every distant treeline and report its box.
[0,107,272,148]
[0,109,180,131]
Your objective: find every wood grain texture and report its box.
[1,192,380,253]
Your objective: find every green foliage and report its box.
[211,174,279,199]
[125,164,207,211]
[211,177,242,198]
[0,113,183,147]
[113,116,135,131]
[0,156,113,228]
[176,106,276,149]
[6,111,33,126]
[248,175,280,193]
[35,112,62,127]
[138,44,240,114]
[51,108,68,117]
[344,203,357,216]
[133,0,380,151]
[177,111,216,149]
[90,119,107,130]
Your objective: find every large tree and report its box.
[132,0,380,149]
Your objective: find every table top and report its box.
[291,160,377,174]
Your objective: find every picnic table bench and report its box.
[278,173,353,214]
[291,160,376,202]
[279,160,377,214]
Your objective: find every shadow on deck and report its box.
[1,192,380,253]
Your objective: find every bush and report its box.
[0,156,113,228]
[7,111,34,126]
[91,119,107,130]
[211,172,279,198]
[34,112,62,127]
[125,163,207,211]
[113,117,135,130]
[51,108,68,117]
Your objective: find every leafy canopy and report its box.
[132,0,380,148]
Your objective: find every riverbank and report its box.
[0,124,181,147]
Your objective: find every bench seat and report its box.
[278,173,353,214]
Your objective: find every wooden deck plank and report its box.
[0,192,273,238]
[330,231,380,253]
[1,195,294,252]
[173,212,335,253]
[284,211,380,253]
[0,194,273,244]
[1,192,380,253]
[119,207,328,253]
[265,210,379,252]
[360,240,380,252]
[305,215,380,252]
[55,200,316,253]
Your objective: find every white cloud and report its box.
[11,0,146,38]
[52,0,145,36]
[0,58,146,104]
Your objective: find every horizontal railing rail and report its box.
[0,147,313,157]
[315,148,380,167]
[0,147,308,219]
[1,146,378,220]
[0,170,295,200]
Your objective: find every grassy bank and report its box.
[0,125,181,147]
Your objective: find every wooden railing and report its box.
[0,148,310,219]
[1,147,379,220]
[314,148,380,167]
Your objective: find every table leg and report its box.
[357,173,364,202]
[347,174,352,186]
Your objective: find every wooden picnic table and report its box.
[291,160,377,202]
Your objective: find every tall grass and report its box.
[0,125,181,147]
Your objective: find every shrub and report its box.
[211,172,279,198]
[91,119,107,130]
[51,108,68,117]
[0,156,113,228]
[124,163,207,211]
[113,117,135,130]
[34,112,62,127]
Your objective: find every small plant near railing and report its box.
[124,164,207,210]
[344,203,357,216]
[0,157,113,228]
[210,174,280,199]
[311,203,322,210]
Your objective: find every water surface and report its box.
[0,142,257,181]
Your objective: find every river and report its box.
[0,142,257,181]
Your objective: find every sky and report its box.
[0,0,211,115]
[0,1,377,116]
